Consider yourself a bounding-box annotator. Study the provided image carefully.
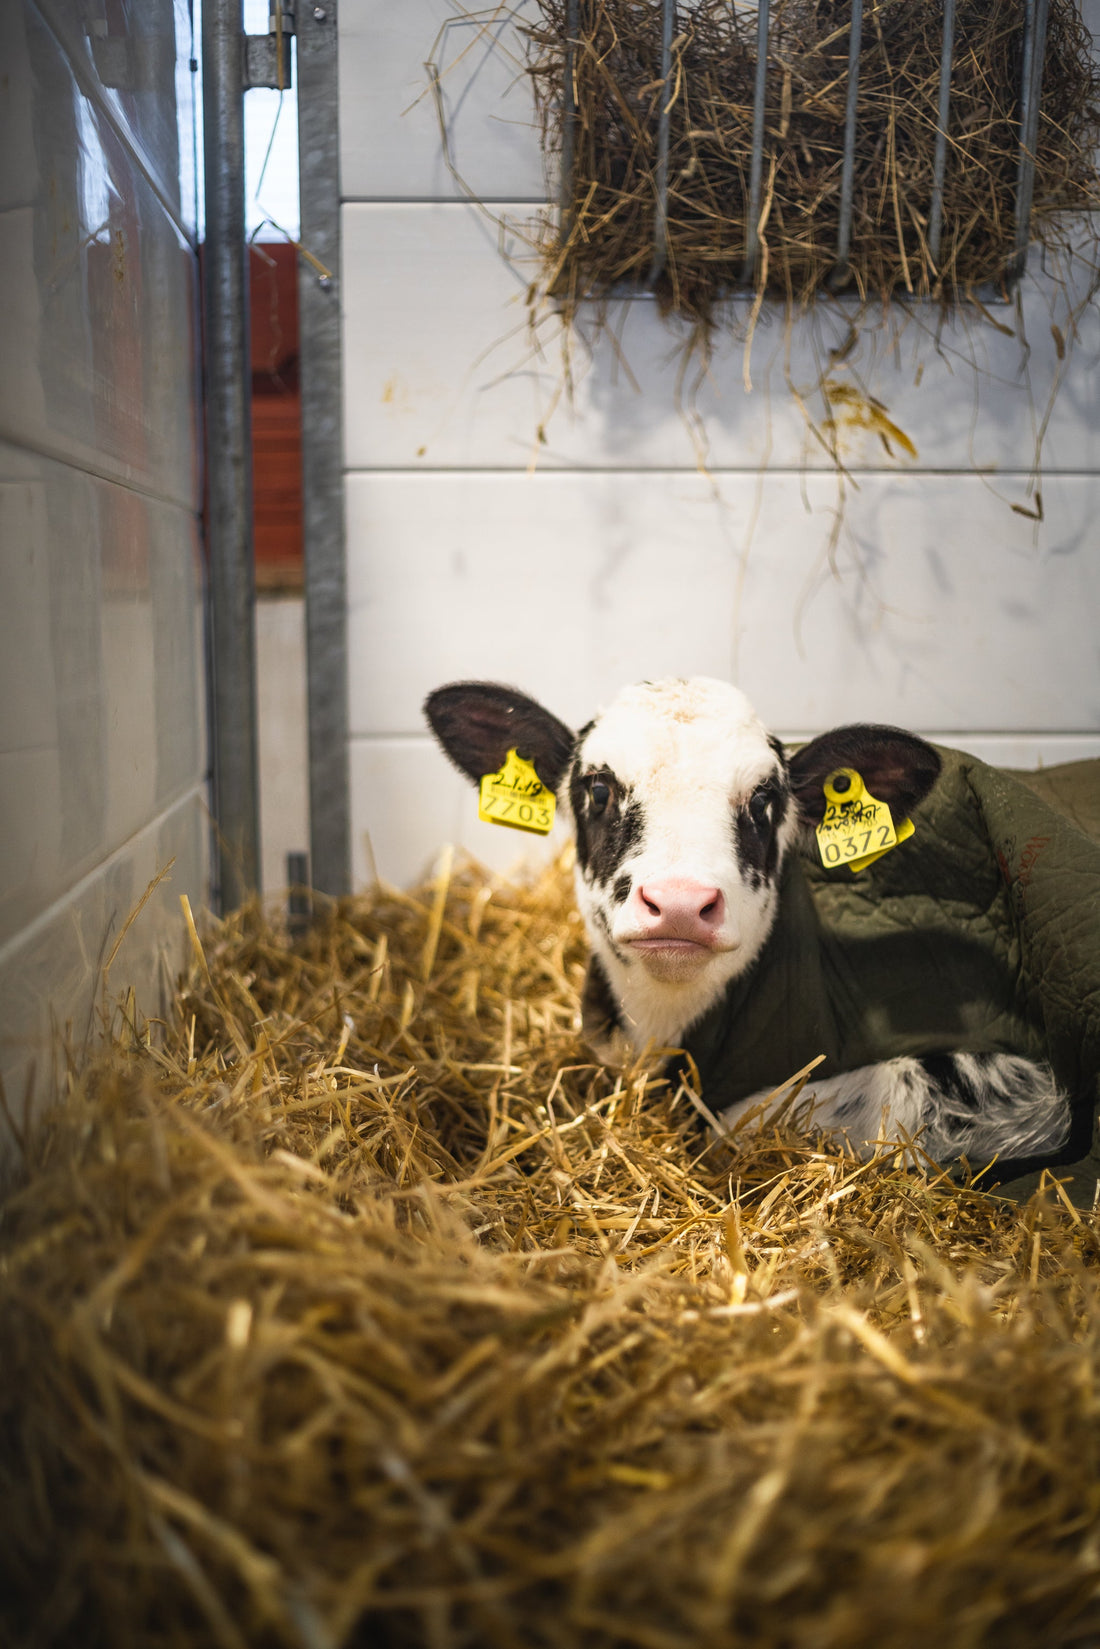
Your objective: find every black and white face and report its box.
[424,676,941,1058]
[565,679,797,1048]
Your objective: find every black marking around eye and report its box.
[569,759,593,869]
[734,772,789,888]
[570,758,646,887]
[590,795,645,886]
[612,873,632,906]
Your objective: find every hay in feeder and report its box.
[4,853,1100,1648]
[526,0,1100,321]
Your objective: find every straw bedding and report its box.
[3,853,1100,1648]
[527,0,1100,320]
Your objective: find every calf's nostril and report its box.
[634,881,724,936]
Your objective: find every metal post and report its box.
[297,1,351,897]
[202,0,262,911]
[286,850,312,939]
[646,0,676,286]
[926,0,956,275]
[560,0,580,235]
[740,0,772,286]
[829,0,863,290]
[1010,0,1050,286]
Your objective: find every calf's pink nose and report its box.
[632,879,725,941]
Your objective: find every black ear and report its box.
[788,724,941,826]
[424,681,577,792]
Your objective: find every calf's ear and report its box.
[788,724,941,827]
[424,681,576,792]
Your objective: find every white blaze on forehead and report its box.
[578,678,779,810]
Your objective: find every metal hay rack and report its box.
[554,0,1056,303]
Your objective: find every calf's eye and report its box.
[748,788,772,828]
[590,778,611,815]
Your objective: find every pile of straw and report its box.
[3,853,1100,1648]
[527,0,1100,320]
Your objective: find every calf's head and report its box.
[425,678,940,1056]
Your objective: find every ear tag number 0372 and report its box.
[815,767,914,875]
[478,749,556,836]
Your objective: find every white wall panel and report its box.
[339,3,1100,893]
[0,792,207,1137]
[339,0,545,202]
[29,0,199,235]
[346,469,1100,740]
[0,444,205,948]
[257,598,310,897]
[2,5,207,1150]
[346,470,741,736]
[0,4,199,508]
[342,203,1100,478]
[349,736,562,892]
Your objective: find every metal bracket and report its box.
[242,2,295,91]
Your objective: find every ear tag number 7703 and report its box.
[815,767,914,874]
[478,749,556,836]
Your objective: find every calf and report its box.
[426,677,1069,1166]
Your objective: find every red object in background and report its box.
[250,242,303,588]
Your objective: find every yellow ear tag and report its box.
[478,748,556,836]
[815,767,915,875]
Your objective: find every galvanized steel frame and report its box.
[298,0,352,899]
[202,0,350,908]
[926,0,957,269]
[829,0,863,290]
[202,0,262,912]
[559,0,1050,297]
[740,0,771,285]
[1011,0,1052,284]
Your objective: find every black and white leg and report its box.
[717,1052,1070,1164]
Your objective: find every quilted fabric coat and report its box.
[683,749,1100,1204]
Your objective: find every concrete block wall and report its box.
[338,0,1100,890]
[0,0,207,1132]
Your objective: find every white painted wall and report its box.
[0,0,208,1141]
[257,597,310,895]
[338,0,1100,890]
